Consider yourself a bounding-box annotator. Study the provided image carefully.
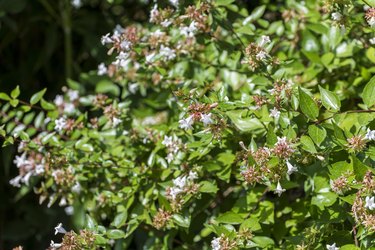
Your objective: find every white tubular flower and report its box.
[54,95,64,106]
[67,89,79,101]
[326,243,339,250]
[150,4,158,23]
[59,197,67,206]
[120,40,132,51]
[365,128,375,141]
[286,160,297,175]
[65,206,74,215]
[146,52,155,63]
[9,175,22,187]
[169,187,183,200]
[50,240,62,249]
[160,45,176,61]
[169,0,179,8]
[365,196,375,210]
[179,115,194,130]
[200,113,213,126]
[211,236,221,250]
[72,182,82,194]
[370,38,375,45]
[101,33,113,45]
[54,223,67,235]
[256,51,268,61]
[112,117,122,127]
[259,35,271,47]
[63,103,75,114]
[97,63,107,76]
[162,135,173,147]
[166,152,174,163]
[269,107,280,119]
[54,117,67,131]
[368,17,375,27]
[173,176,187,189]
[188,171,198,181]
[71,0,82,9]
[13,153,30,168]
[274,181,286,197]
[181,21,198,37]
[161,19,172,27]
[331,12,342,21]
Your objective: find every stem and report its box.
[61,0,73,79]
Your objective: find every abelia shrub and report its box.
[2,0,375,249]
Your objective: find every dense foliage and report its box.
[2,0,375,249]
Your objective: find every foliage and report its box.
[2,0,375,249]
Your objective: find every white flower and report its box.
[21,172,32,185]
[161,19,172,27]
[120,40,132,51]
[65,206,74,215]
[169,187,183,200]
[286,160,297,175]
[150,4,158,23]
[59,197,67,206]
[146,52,155,63]
[256,51,268,61]
[181,21,198,37]
[54,223,67,235]
[13,153,30,168]
[368,17,375,27]
[112,117,122,127]
[166,152,174,163]
[54,95,64,106]
[200,113,213,126]
[160,45,176,61]
[259,35,271,47]
[162,136,173,147]
[179,115,194,130]
[269,107,280,119]
[72,182,82,194]
[129,83,139,94]
[274,181,286,197]
[331,12,342,21]
[35,164,45,175]
[97,63,107,76]
[50,240,62,249]
[9,175,22,187]
[173,176,187,189]
[114,24,125,34]
[101,33,113,45]
[63,103,75,114]
[370,38,375,45]
[67,89,79,101]
[211,236,221,250]
[71,0,82,9]
[169,0,179,8]
[365,128,375,141]
[55,117,67,131]
[326,243,339,250]
[188,171,198,181]
[365,196,375,210]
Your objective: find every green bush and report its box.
[2,0,375,249]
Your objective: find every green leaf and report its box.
[226,111,265,133]
[216,211,243,224]
[40,99,55,110]
[298,87,319,120]
[319,86,341,111]
[362,76,375,108]
[112,211,128,228]
[172,214,190,228]
[106,229,125,239]
[300,135,317,153]
[199,181,219,193]
[215,0,235,6]
[0,93,11,101]
[308,125,326,146]
[30,88,46,105]
[11,86,20,99]
[249,5,266,22]
[9,99,19,107]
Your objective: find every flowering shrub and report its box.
[2,0,375,249]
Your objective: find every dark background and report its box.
[0,0,261,249]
